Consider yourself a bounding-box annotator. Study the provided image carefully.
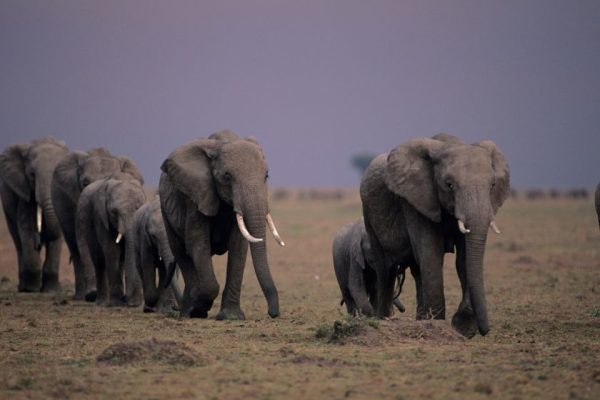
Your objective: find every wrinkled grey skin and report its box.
[333,218,405,316]
[76,174,145,306]
[159,130,280,319]
[0,137,69,292]
[596,183,600,227]
[132,195,182,313]
[51,148,144,300]
[360,134,510,337]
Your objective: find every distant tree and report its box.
[351,153,376,176]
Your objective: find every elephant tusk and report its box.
[36,206,42,233]
[115,232,123,244]
[266,213,285,247]
[490,221,501,234]
[236,214,263,243]
[458,220,470,234]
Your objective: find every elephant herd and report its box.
[0,131,511,338]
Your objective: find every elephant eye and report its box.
[447,181,453,191]
[222,172,232,183]
[265,171,269,182]
[81,178,91,188]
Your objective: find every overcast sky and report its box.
[1,0,599,188]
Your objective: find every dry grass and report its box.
[0,191,598,399]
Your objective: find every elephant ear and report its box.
[118,156,145,185]
[476,140,510,213]
[384,139,445,223]
[52,151,88,203]
[160,139,220,217]
[0,144,32,201]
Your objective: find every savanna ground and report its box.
[0,189,598,399]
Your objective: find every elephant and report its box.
[159,130,285,319]
[76,173,145,306]
[0,136,69,292]
[131,195,182,313]
[51,148,144,300]
[595,183,600,229]
[333,218,405,316]
[360,133,509,337]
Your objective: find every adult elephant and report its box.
[51,148,143,300]
[76,173,145,306]
[0,137,69,292]
[360,134,509,337]
[159,130,285,319]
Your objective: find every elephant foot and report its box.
[41,275,61,292]
[393,298,406,313]
[19,272,41,292]
[126,295,143,308]
[156,298,179,314]
[143,305,157,313]
[354,303,375,317]
[216,306,246,321]
[452,307,478,339]
[84,290,97,303]
[186,307,209,318]
[105,295,127,307]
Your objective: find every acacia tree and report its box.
[351,153,376,175]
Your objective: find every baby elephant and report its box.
[76,174,145,306]
[333,219,405,316]
[131,196,181,313]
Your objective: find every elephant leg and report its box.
[92,251,109,306]
[41,237,62,292]
[56,196,88,299]
[1,189,24,288]
[17,200,42,292]
[410,264,424,317]
[375,265,397,318]
[156,261,179,313]
[180,212,219,318]
[216,227,248,320]
[452,234,478,338]
[340,288,357,315]
[413,241,446,320]
[348,265,374,317]
[103,243,125,307]
[140,243,159,312]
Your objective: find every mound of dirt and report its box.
[316,317,465,345]
[97,338,210,367]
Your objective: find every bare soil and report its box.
[0,191,598,399]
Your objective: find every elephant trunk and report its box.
[240,199,279,318]
[464,231,490,336]
[460,189,492,336]
[41,197,60,240]
[123,227,142,306]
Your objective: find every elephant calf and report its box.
[131,196,181,313]
[333,219,405,316]
[76,174,145,306]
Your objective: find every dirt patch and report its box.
[96,338,210,367]
[512,255,538,265]
[316,316,465,345]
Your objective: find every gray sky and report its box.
[1,0,599,188]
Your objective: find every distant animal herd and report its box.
[1,132,598,338]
